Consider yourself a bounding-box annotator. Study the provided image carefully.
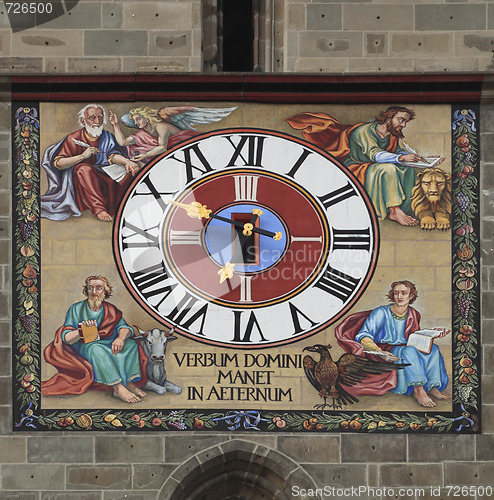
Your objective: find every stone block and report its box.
[395,241,450,267]
[66,466,132,490]
[43,57,67,73]
[302,464,367,488]
[0,493,39,500]
[102,3,123,29]
[0,217,10,238]
[484,345,494,374]
[380,464,442,487]
[0,405,12,435]
[414,57,479,73]
[0,376,12,404]
[28,436,94,463]
[0,292,9,321]
[415,5,486,31]
[0,436,26,463]
[348,58,405,73]
[165,434,228,463]
[42,494,102,500]
[490,5,494,31]
[0,345,10,376]
[104,493,157,500]
[95,436,163,463]
[482,292,494,321]
[341,434,406,463]
[0,321,9,344]
[278,435,340,463]
[445,462,494,486]
[0,239,8,263]
[122,3,192,30]
[2,465,65,490]
[34,2,102,29]
[408,435,474,462]
[84,30,148,57]
[294,57,348,73]
[482,405,494,433]
[300,31,363,58]
[307,4,342,30]
[122,57,188,73]
[12,31,83,57]
[343,4,413,31]
[288,4,305,29]
[476,434,494,460]
[366,33,386,55]
[67,57,122,73]
[391,33,451,57]
[133,464,177,490]
[0,57,42,74]
[482,375,494,404]
[150,32,191,57]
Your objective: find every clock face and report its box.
[113,129,379,348]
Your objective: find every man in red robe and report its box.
[41,105,140,222]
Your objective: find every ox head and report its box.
[134,326,177,363]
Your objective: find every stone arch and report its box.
[158,439,319,500]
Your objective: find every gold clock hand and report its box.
[218,262,235,283]
[170,201,281,240]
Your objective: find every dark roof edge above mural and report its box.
[10,73,485,103]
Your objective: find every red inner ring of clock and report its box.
[162,169,330,308]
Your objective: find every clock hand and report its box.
[169,201,282,241]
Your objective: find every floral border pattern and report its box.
[12,103,480,433]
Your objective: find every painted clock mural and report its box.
[114,130,379,348]
[11,83,481,433]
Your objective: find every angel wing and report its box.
[158,106,237,130]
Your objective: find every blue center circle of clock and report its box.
[204,203,287,273]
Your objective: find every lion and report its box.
[410,167,452,230]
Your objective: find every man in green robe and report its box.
[42,275,147,403]
[287,106,444,225]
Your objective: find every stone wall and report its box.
[1,0,494,498]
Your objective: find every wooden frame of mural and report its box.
[11,75,481,433]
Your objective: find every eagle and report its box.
[303,344,410,410]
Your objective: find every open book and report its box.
[101,163,128,183]
[407,329,441,354]
[402,156,443,169]
[78,323,100,344]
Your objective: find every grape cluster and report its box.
[169,420,187,430]
[457,296,472,319]
[457,192,470,212]
[17,220,35,241]
[20,315,35,333]
[457,385,473,402]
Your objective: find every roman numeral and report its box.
[169,143,214,184]
[169,230,203,246]
[239,275,252,302]
[225,135,265,167]
[315,263,360,302]
[234,175,259,202]
[288,302,317,335]
[136,176,169,212]
[168,292,208,335]
[128,261,178,309]
[232,311,267,343]
[121,220,160,250]
[318,182,357,210]
[285,148,312,178]
[332,228,371,251]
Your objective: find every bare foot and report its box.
[389,206,419,226]
[413,386,437,407]
[127,382,147,398]
[429,388,451,400]
[113,383,141,403]
[96,210,113,222]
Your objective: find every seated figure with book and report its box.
[335,280,450,408]
[42,275,147,403]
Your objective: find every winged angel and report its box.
[109,105,237,165]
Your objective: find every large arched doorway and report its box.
[159,439,320,500]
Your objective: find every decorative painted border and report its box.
[12,100,480,433]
